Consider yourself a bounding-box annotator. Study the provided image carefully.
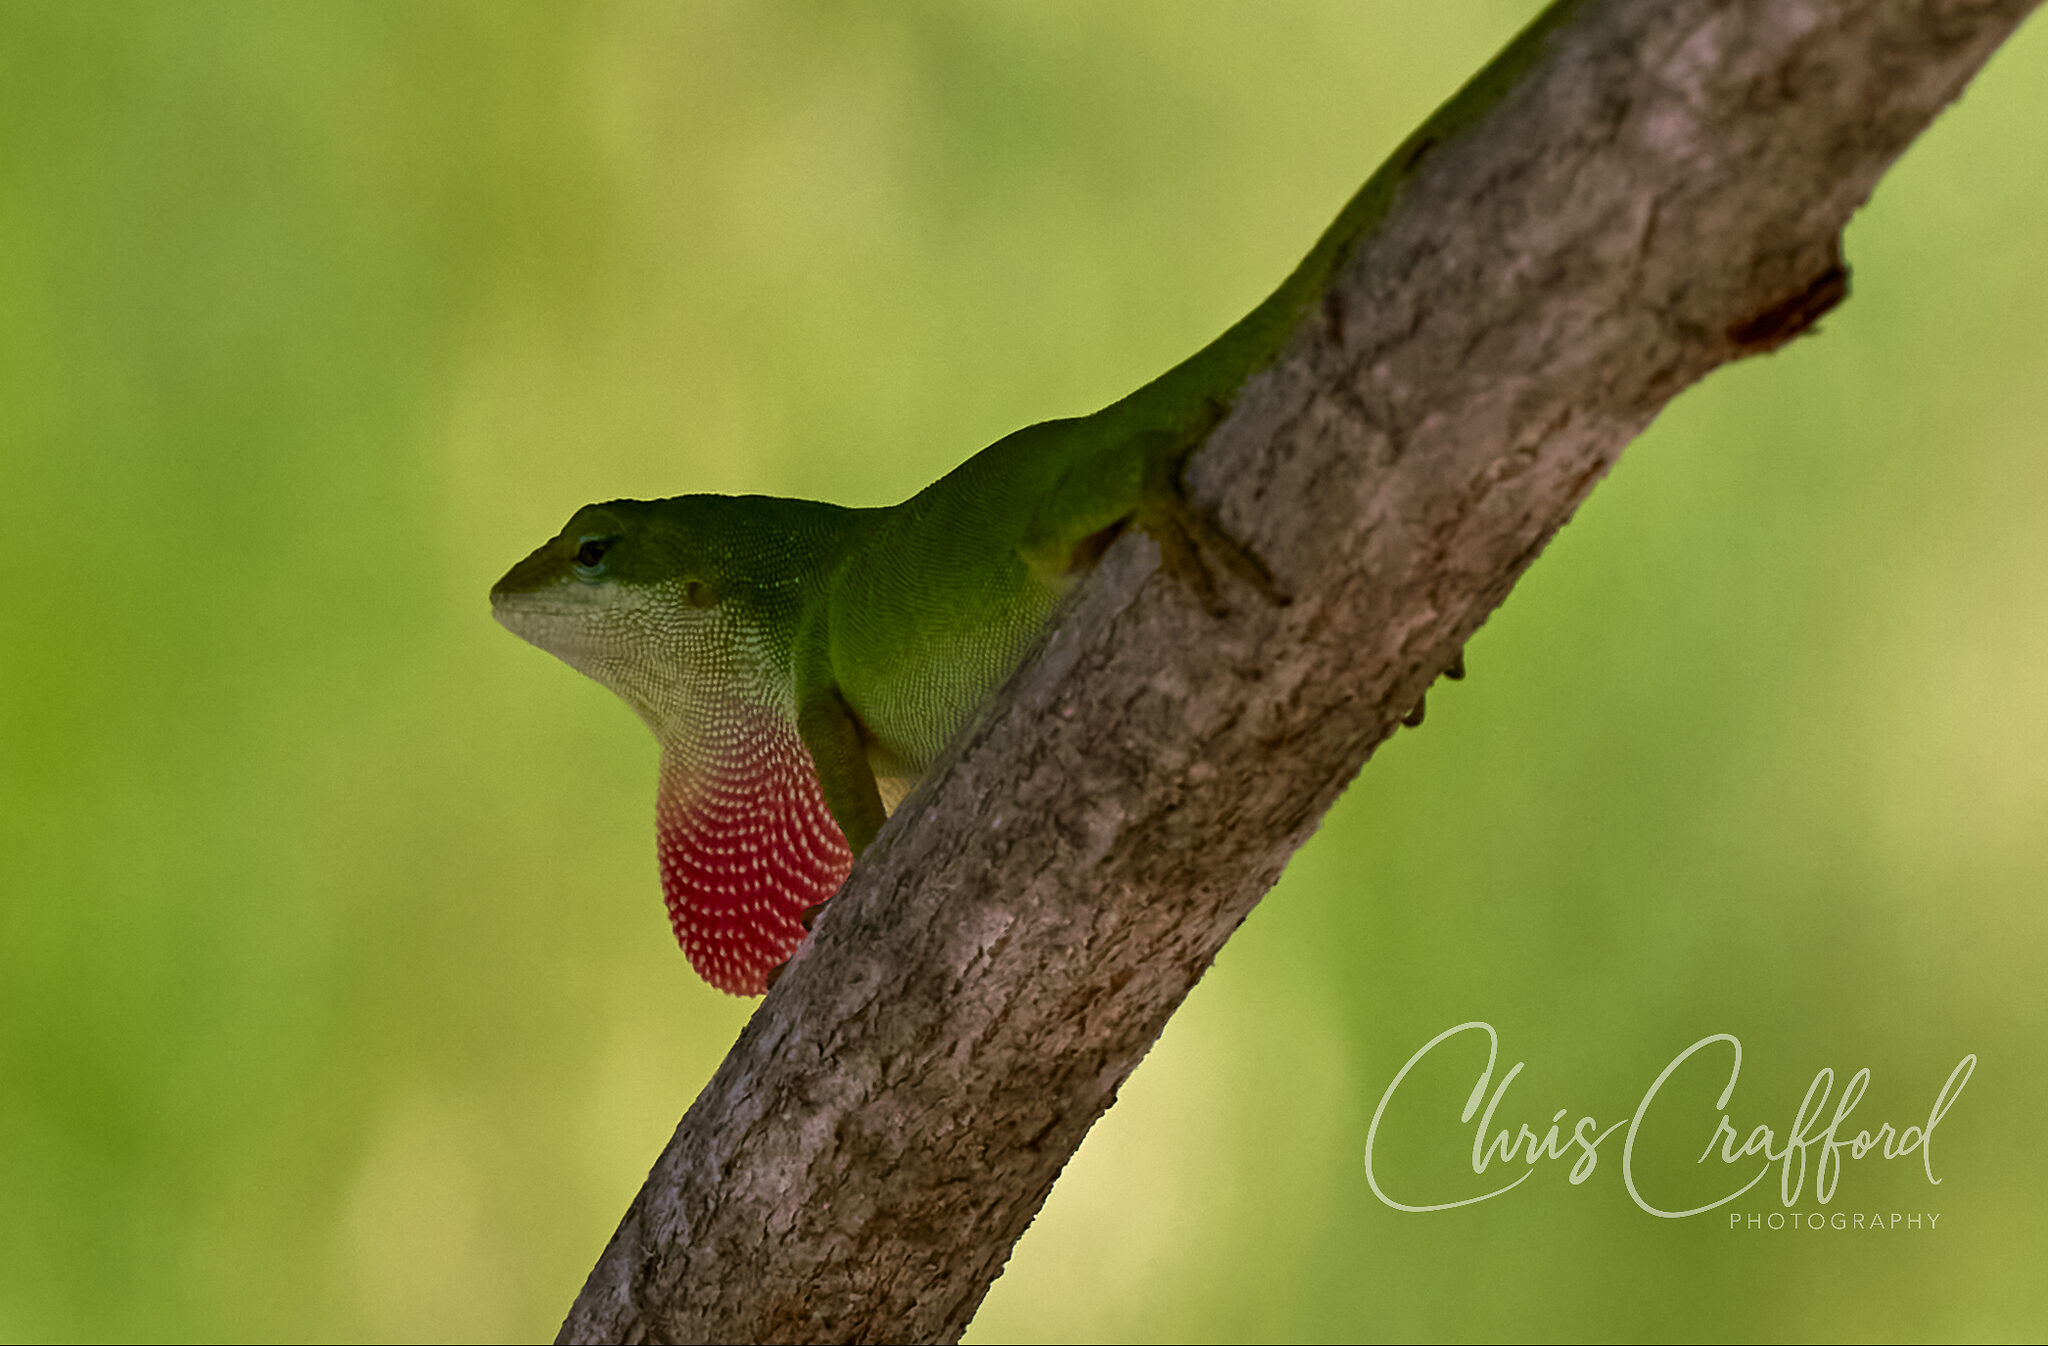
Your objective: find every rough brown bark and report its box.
[560,1,2040,1341]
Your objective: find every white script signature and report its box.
[1363,1022,1975,1219]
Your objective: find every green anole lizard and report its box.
[490,45,1518,993]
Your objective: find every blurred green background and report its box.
[2,2,2043,1340]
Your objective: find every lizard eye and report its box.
[572,535,618,579]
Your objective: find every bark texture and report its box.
[560,1,2039,1340]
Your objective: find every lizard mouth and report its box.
[490,588,601,621]
[489,585,618,666]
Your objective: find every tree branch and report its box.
[559,1,2039,1340]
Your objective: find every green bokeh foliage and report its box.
[1,3,2043,1341]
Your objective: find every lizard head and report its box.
[491,496,755,733]
[493,493,858,995]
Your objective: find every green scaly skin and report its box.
[491,3,1578,994]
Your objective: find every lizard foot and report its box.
[1400,651,1468,729]
[767,899,835,991]
[1137,431,1293,617]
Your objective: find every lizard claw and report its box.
[1400,651,1468,729]
[799,899,829,932]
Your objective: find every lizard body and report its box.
[489,32,1534,990]
[491,410,1241,994]
[493,393,1272,994]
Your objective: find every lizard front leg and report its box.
[782,678,890,956]
[795,683,889,857]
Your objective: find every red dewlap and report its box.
[655,710,854,996]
